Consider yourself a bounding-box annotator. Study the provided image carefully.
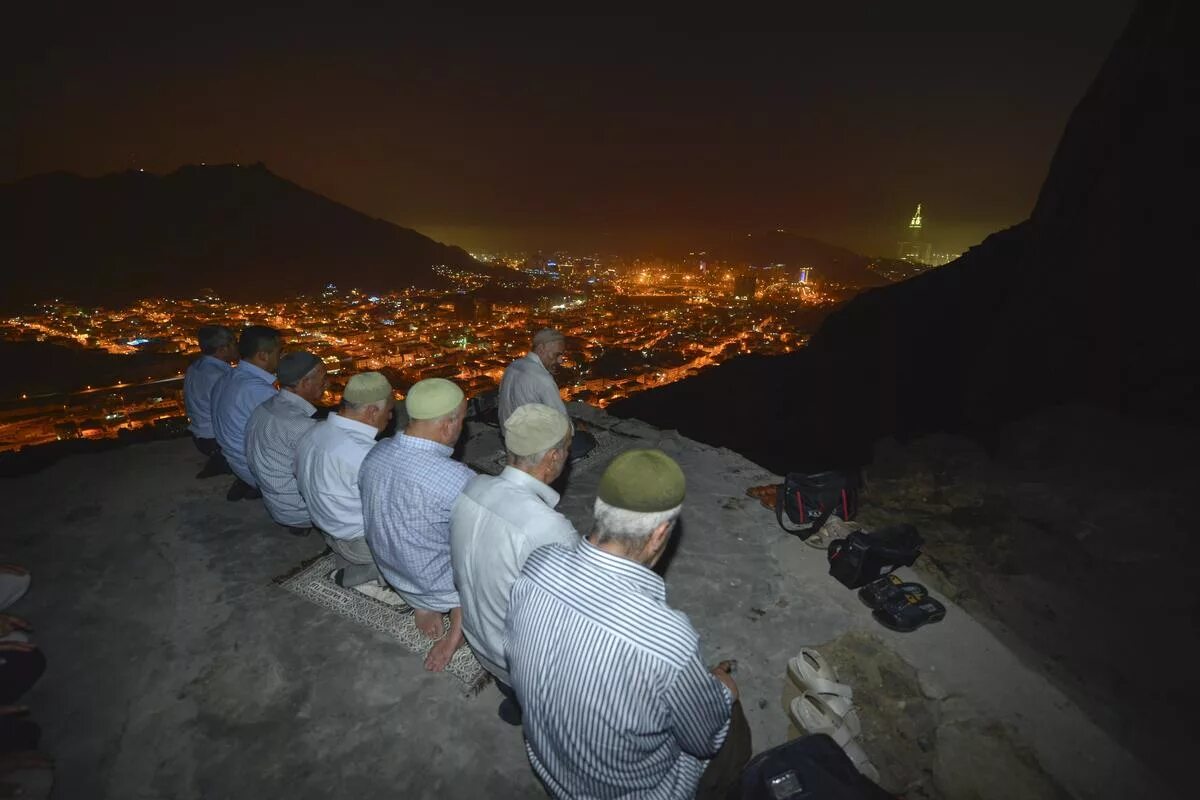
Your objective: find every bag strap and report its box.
[776,484,841,541]
[776,484,814,538]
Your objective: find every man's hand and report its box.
[711,660,739,701]
[0,614,31,638]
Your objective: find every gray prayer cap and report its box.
[276,352,322,386]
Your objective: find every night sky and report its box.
[7,2,1134,257]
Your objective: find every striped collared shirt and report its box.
[506,540,732,800]
[245,390,318,528]
[360,433,474,611]
[183,354,232,438]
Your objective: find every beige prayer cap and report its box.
[406,377,464,420]
[343,371,392,405]
[504,403,570,457]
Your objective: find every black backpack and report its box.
[775,470,862,540]
[827,525,924,590]
[735,733,894,799]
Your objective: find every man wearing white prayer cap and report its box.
[295,371,394,588]
[450,403,577,724]
[360,378,474,672]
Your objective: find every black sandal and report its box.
[858,574,928,610]
[872,596,946,632]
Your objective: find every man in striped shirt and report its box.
[506,449,751,799]
[361,378,474,672]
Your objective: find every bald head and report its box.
[532,329,566,372]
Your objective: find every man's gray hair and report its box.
[197,325,233,355]
[508,430,572,470]
[591,497,682,546]
[532,328,564,348]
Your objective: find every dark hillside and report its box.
[611,1,1196,472]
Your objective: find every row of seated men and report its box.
[183,325,751,799]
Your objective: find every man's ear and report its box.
[646,520,672,558]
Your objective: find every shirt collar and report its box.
[237,360,276,384]
[499,465,561,508]
[397,431,453,457]
[202,354,232,369]
[577,538,666,602]
[276,389,317,417]
[327,411,378,441]
[524,351,550,374]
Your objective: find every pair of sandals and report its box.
[858,574,946,632]
[786,648,879,783]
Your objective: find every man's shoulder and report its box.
[517,547,700,657]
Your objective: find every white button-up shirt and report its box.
[245,390,318,528]
[184,354,232,438]
[294,412,378,541]
[499,352,566,426]
[450,467,578,683]
[210,361,278,486]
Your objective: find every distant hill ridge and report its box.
[0,162,489,307]
[709,229,886,287]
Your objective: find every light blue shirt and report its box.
[183,354,232,438]
[360,433,474,612]
[210,361,277,486]
[246,390,318,528]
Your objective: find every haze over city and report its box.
[7,2,1133,256]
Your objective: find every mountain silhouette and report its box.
[0,162,492,308]
[611,0,1196,474]
[709,229,886,287]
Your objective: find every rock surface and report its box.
[1,410,1177,798]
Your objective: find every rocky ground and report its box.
[856,404,1199,797]
[0,403,1182,798]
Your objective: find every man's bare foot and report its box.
[413,609,444,640]
[424,636,460,672]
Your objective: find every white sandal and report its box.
[789,693,877,782]
[787,648,853,700]
[789,692,861,740]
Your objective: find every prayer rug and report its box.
[275,552,489,693]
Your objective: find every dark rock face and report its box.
[612,1,1196,473]
[0,163,488,307]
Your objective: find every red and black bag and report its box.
[774,470,861,540]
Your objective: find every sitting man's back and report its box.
[361,378,474,672]
[506,450,749,800]
[451,404,577,692]
[245,351,326,532]
[211,325,281,499]
[295,371,393,588]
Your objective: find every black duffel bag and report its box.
[827,524,924,589]
[734,733,893,800]
[775,470,861,540]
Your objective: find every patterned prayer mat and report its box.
[275,552,489,693]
